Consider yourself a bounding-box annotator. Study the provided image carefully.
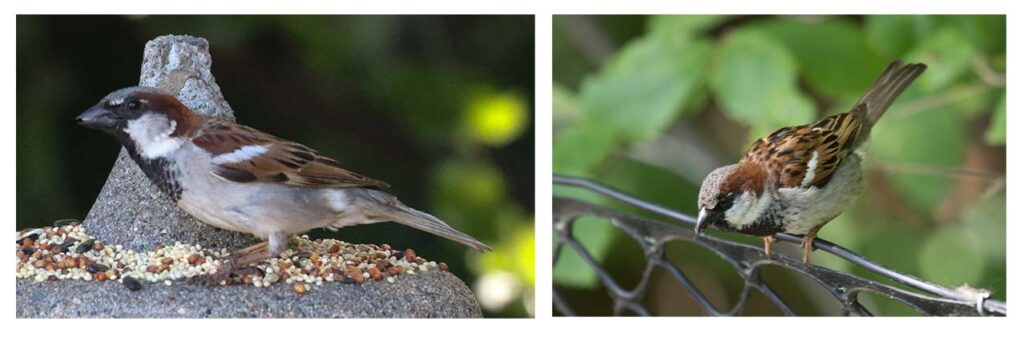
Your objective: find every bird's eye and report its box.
[126,100,141,110]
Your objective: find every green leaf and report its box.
[919,224,986,286]
[869,106,965,212]
[710,29,815,137]
[553,122,617,176]
[754,18,887,99]
[904,27,977,92]
[960,192,1006,260]
[647,15,730,37]
[865,15,938,59]
[553,82,581,126]
[579,33,712,141]
[985,90,1006,145]
[937,15,1006,54]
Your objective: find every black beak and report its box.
[76,105,118,130]
[695,207,718,234]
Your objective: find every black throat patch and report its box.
[120,139,184,202]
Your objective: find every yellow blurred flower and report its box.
[465,91,528,147]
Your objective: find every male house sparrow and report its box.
[695,61,926,264]
[77,86,491,282]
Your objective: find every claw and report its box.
[763,236,776,258]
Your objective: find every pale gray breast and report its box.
[172,144,337,237]
[777,153,864,234]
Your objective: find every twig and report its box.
[972,56,1006,87]
[556,16,615,67]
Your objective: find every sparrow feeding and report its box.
[695,61,926,264]
[77,86,491,283]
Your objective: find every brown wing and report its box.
[192,119,390,189]
[741,110,863,188]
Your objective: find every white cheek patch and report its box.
[801,150,820,187]
[724,190,773,228]
[124,114,183,159]
[212,145,270,164]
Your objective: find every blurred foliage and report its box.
[553,15,1005,316]
[16,15,534,317]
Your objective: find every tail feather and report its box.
[853,60,927,137]
[358,189,492,252]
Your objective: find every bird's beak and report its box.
[76,105,119,131]
[695,207,712,234]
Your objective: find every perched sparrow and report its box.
[695,61,926,264]
[77,86,491,282]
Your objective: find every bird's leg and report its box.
[200,232,290,285]
[801,224,825,265]
[762,235,777,258]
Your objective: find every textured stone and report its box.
[18,34,482,318]
[16,272,482,318]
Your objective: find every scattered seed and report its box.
[16,222,447,290]
[369,267,383,281]
[293,282,307,294]
[346,266,365,284]
[52,219,79,227]
[86,263,109,273]
[122,276,142,291]
[60,239,79,251]
[32,259,48,269]
[405,248,417,262]
[75,239,95,254]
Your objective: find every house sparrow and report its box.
[695,61,926,264]
[77,86,491,282]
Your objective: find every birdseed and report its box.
[16,221,449,293]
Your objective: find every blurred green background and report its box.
[17,15,534,317]
[553,15,1005,316]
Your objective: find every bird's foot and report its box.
[762,236,777,259]
[800,231,820,265]
[191,258,237,285]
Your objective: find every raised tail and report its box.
[357,189,492,252]
[852,60,927,139]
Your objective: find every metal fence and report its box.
[552,175,1006,316]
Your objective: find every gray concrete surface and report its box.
[17,271,482,318]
